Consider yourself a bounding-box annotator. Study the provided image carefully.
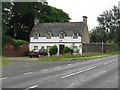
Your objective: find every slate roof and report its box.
[30,22,84,37]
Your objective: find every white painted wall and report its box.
[29,36,82,55]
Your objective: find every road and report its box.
[1,55,119,89]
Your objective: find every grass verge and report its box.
[39,51,119,61]
[0,58,10,66]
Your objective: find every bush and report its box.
[64,46,73,55]
[2,36,27,51]
[12,39,26,50]
[49,45,58,56]
[23,49,29,56]
[2,36,13,48]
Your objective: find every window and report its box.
[59,31,65,39]
[34,33,39,39]
[47,46,50,52]
[46,31,52,39]
[34,46,38,50]
[73,32,78,39]
[40,46,45,52]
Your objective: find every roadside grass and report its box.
[0,58,10,66]
[39,51,119,61]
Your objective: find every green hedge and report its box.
[49,45,58,56]
[2,36,26,50]
[64,46,73,54]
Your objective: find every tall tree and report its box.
[90,26,107,43]
[97,6,120,43]
[2,2,71,41]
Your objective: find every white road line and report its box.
[68,64,72,65]
[25,85,38,90]
[85,67,95,71]
[104,61,113,65]
[24,72,33,75]
[41,69,48,71]
[61,67,95,79]
[0,77,8,80]
[54,66,61,69]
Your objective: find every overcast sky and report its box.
[47,0,119,30]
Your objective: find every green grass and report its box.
[0,58,10,66]
[39,51,119,61]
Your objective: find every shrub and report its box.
[2,36,13,48]
[12,39,26,50]
[49,45,58,56]
[2,36,26,50]
[23,49,29,56]
[69,48,73,54]
[64,46,73,55]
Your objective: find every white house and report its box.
[29,16,89,55]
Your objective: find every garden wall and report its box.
[3,43,29,57]
[82,43,118,54]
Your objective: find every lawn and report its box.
[0,57,10,66]
[39,51,119,61]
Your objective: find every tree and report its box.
[2,2,71,41]
[97,6,120,43]
[90,26,107,43]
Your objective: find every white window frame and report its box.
[46,31,52,39]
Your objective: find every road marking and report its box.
[68,64,72,65]
[0,77,8,80]
[103,61,113,65]
[67,83,75,88]
[24,72,33,75]
[41,69,48,71]
[54,66,61,69]
[25,85,38,90]
[85,67,95,71]
[61,67,95,79]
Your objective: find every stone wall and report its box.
[82,43,118,54]
[3,43,29,57]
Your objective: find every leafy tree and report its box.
[90,6,120,43]
[2,2,71,41]
[90,26,108,43]
[97,6,120,43]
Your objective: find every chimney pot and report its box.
[83,16,87,24]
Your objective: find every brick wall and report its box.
[3,43,29,57]
[82,43,118,54]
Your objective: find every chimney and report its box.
[34,17,39,26]
[83,16,87,24]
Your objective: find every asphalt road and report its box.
[1,55,119,89]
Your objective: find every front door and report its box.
[59,45,64,54]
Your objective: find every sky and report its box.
[47,0,120,31]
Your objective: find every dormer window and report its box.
[46,31,52,39]
[73,32,78,39]
[59,31,65,39]
[34,33,39,39]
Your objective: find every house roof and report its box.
[30,22,84,37]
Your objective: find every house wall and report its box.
[29,36,82,55]
[30,36,81,43]
[81,24,90,43]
